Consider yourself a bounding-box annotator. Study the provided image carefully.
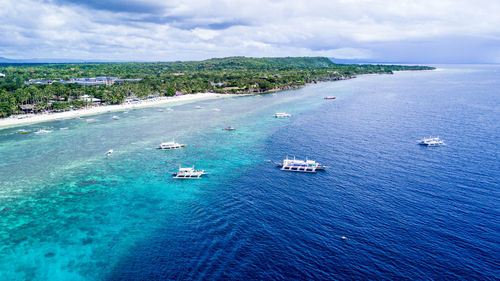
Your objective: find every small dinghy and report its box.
[34,129,52,135]
[106,149,114,156]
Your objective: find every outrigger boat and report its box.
[417,137,445,146]
[274,112,291,118]
[324,96,336,99]
[276,156,325,172]
[223,126,236,131]
[158,140,186,150]
[173,166,206,179]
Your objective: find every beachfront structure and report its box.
[0,73,5,78]
[25,77,143,85]
[19,104,35,113]
[79,94,102,104]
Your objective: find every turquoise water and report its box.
[1,66,499,280]
[0,84,332,280]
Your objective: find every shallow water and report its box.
[0,65,499,280]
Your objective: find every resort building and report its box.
[0,73,5,78]
[25,76,143,86]
[79,94,102,104]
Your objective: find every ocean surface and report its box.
[0,65,498,280]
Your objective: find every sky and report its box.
[1,0,499,63]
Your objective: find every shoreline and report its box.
[0,69,434,130]
[0,93,234,129]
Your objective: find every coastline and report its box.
[0,69,434,130]
[0,93,234,129]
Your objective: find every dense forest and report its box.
[0,57,434,117]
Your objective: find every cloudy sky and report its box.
[1,0,499,63]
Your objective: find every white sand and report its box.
[0,93,234,129]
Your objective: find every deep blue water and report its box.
[0,65,499,280]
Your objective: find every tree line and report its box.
[0,57,434,117]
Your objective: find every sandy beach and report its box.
[0,93,234,129]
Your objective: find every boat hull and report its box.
[276,163,324,172]
[173,175,202,179]
[158,144,186,150]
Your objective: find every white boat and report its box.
[106,149,114,156]
[59,127,68,130]
[417,137,445,146]
[274,112,291,118]
[213,108,221,112]
[173,166,206,179]
[85,118,95,122]
[223,126,236,131]
[166,108,173,111]
[195,105,203,109]
[277,156,324,172]
[158,140,186,150]
[112,116,120,120]
[34,129,52,135]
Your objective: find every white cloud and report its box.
[0,0,499,62]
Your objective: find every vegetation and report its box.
[0,56,434,117]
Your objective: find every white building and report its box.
[0,73,5,78]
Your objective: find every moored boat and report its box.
[173,166,206,179]
[223,126,236,131]
[34,129,52,135]
[324,96,336,99]
[274,112,291,118]
[417,137,445,146]
[158,140,186,150]
[277,156,325,172]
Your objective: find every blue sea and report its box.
[0,65,498,280]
